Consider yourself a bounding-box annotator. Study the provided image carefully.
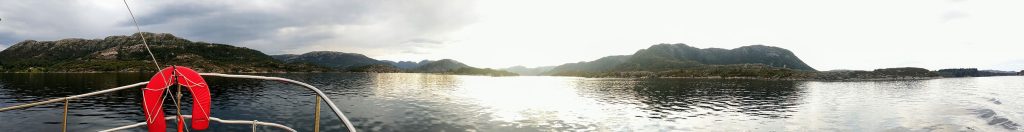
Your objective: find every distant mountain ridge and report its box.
[268,52,516,76]
[6,34,1016,79]
[547,55,631,74]
[546,43,816,75]
[413,59,469,72]
[271,51,387,70]
[381,60,433,69]
[503,66,555,76]
[0,32,327,72]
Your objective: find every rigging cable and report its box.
[122,0,161,70]
[124,1,188,131]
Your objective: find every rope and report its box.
[124,2,182,128]
[252,120,259,132]
[171,68,211,118]
[122,0,161,71]
[145,85,173,124]
[141,68,200,132]
[162,88,179,126]
[171,66,190,132]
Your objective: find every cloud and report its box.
[0,31,16,48]
[3,0,1022,70]
[0,0,477,55]
[941,10,969,22]
[402,49,430,55]
[0,1,128,49]
[133,0,478,55]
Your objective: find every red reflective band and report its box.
[142,66,212,132]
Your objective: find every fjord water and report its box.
[1,73,1022,131]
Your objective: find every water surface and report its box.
[1,73,1022,131]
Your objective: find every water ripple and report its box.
[2,74,1024,131]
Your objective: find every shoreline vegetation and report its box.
[1,33,1020,79]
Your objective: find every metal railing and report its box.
[0,73,358,132]
[0,82,149,112]
[99,115,297,132]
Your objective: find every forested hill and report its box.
[0,34,811,76]
[546,43,817,76]
[271,51,388,70]
[269,52,518,76]
[0,32,328,72]
[623,44,815,71]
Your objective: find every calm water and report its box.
[1,73,1023,131]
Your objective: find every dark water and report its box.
[1,73,1023,131]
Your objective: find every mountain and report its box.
[546,43,816,76]
[406,59,516,76]
[620,44,815,71]
[381,60,432,69]
[266,50,517,76]
[448,67,518,76]
[503,66,555,76]
[0,32,328,72]
[413,59,470,73]
[266,51,517,76]
[546,55,631,74]
[271,51,386,70]
[270,54,299,61]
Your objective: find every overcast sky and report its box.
[1,0,1022,71]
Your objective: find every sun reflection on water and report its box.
[458,76,629,130]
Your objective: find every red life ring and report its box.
[142,66,211,132]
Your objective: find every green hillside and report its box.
[0,33,328,72]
